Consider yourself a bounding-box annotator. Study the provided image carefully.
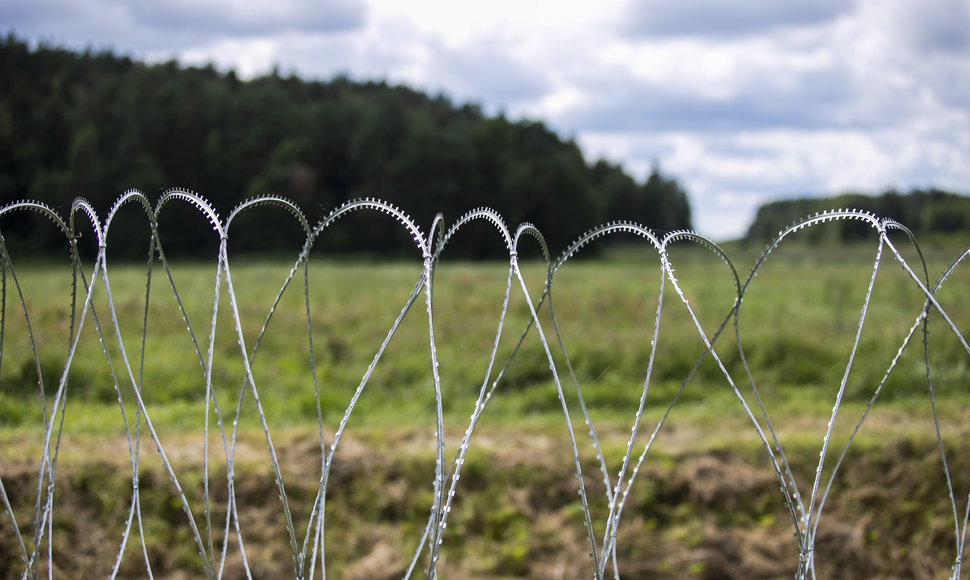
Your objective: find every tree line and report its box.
[0,35,692,259]
[744,189,970,244]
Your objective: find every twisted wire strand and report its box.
[0,196,966,579]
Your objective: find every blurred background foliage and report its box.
[3,35,967,259]
[745,189,970,244]
[0,35,691,259]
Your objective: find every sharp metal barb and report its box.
[1,200,966,579]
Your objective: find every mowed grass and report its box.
[0,239,967,448]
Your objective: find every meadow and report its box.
[2,238,969,578]
[1,239,966,430]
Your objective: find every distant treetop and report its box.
[744,189,970,244]
[0,34,692,258]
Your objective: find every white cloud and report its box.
[401,38,552,109]
[176,38,282,78]
[580,122,970,240]
[364,0,620,47]
[1,0,967,240]
[619,0,851,38]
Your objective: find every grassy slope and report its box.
[1,241,969,577]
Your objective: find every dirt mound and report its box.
[1,430,966,578]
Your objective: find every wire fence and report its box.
[1,190,968,579]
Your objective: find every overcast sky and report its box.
[3,0,969,239]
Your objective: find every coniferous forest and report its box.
[4,35,966,258]
[0,35,692,259]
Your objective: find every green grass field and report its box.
[1,240,967,432]
[2,240,969,578]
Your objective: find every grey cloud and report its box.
[0,0,116,38]
[864,1,970,118]
[620,0,852,38]
[892,0,970,54]
[0,0,79,25]
[128,0,365,37]
[555,68,856,134]
[1,0,365,54]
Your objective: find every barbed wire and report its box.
[0,191,967,579]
